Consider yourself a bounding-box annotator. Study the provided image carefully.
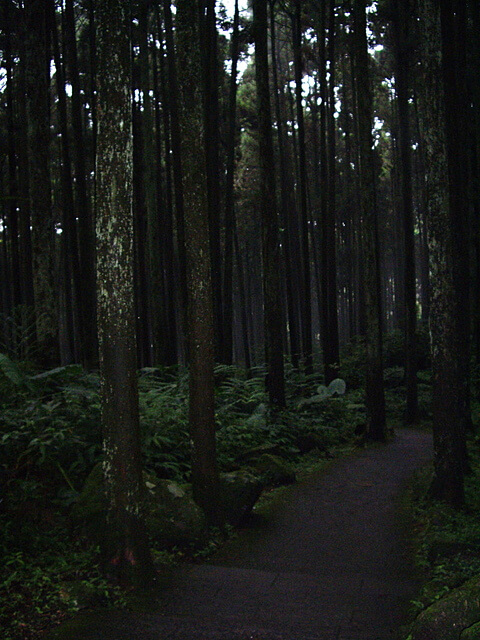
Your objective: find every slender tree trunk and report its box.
[25,0,59,367]
[324,0,340,382]
[176,0,221,522]
[393,0,419,424]
[64,0,97,367]
[132,104,152,369]
[17,11,35,346]
[50,0,80,362]
[163,0,188,359]
[353,0,387,440]
[202,0,224,362]
[223,0,240,366]
[292,0,313,375]
[152,25,178,366]
[253,0,286,408]
[270,0,301,369]
[3,0,21,315]
[138,0,165,365]
[96,0,155,584]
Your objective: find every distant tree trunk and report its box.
[3,0,21,314]
[417,0,465,505]
[64,0,97,368]
[17,10,35,337]
[50,0,80,362]
[324,0,340,383]
[292,0,313,376]
[96,0,155,585]
[353,0,387,441]
[202,0,224,362]
[24,0,59,367]
[163,0,188,359]
[132,104,152,369]
[138,0,164,365]
[152,23,178,366]
[253,0,286,408]
[270,0,301,369]
[392,0,419,425]
[223,0,240,366]
[176,0,221,522]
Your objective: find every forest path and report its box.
[49,429,432,640]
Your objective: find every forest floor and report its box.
[47,428,432,640]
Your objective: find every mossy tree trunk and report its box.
[253,0,286,408]
[417,0,466,506]
[353,0,387,441]
[175,0,221,523]
[96,0,155,584]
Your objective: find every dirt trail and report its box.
[48,429,432,640]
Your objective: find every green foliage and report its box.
[0,520,125,640]
[0,359,361,639]
[405,446,480,625]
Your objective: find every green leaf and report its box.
[0,353,31,389]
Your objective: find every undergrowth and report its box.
[0,357,361,640]
[404,443,480,628]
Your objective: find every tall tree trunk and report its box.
[152,22,178,366]
[3,0,21,316]
[324,0,340,383]
[138,0,164,365]
[292,0,313,375]
[270,0,301,369]
[202,0,224,362]
[253,0,286,408]
[392,0,419,424]
[96,0,155,585]
[417,0,465,505]
[353,0,387,441]
[64,0,97,367]
[176,0,221,522]
[17,9,35,348]
[223,0,240,366]
[50,0,80,362]
[24,0,59,367]
[163,0,188,359]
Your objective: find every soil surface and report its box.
[48,428,432,640]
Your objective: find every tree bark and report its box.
[392,0,419,424]
[417,0,465,505]
[96,0,155,584]
[353,0,387,441]
[64,0,97,368]
[176,0,221,522]
[24,0,59,367]
[292,0,313,375]
[223,0,240,366]
[253,0,286,408]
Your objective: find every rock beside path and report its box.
[410,574,480,640]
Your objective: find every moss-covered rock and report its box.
[248,453,296,486]
[410,575,480,640]
[70,464,206,547]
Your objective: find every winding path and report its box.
[49,429,432,640]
